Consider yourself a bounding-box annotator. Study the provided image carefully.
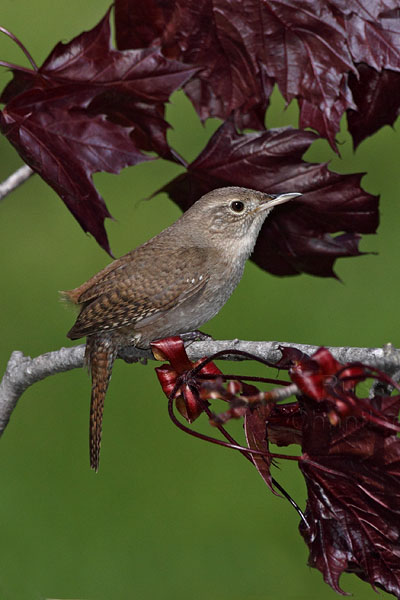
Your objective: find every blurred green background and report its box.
[0,3,399,599]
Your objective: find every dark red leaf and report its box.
[247,1,356,150]
[153,339,400,596]
[274,346,309,369]
[297,85,354,151]
[0,70,37,104]
[272,347,400,597]
[161,122,379,277]
[0,87,150,254]
[285,346,400,430]
[38,14,196,158]
[154,364,181,399]
[347,64,400,148]
[238,346,400,595]
[115,0,377,148]
[38,11,196,103]
[115,0,264,129]
[298,390,400,597]
[266,402,303,447]
[152,337,194,373]
[329,0,400,21]
[345,10,400,72]
[86,93,172,158]
[115,0,400,149]
[114,0,175,50]
[289,347,365,402]
[0,11,196,253]
[341,5,400,147]
[244,405,275,492]
[153,337,222,422]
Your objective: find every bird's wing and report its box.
[66,245,212,339]
[62,255,134,305]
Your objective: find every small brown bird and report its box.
[64,186,300,470]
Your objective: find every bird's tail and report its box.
[85,335,116,472]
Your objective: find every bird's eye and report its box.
[230,200,245,213]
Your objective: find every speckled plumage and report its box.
[64,186,300,470]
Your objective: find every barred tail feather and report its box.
[86,335,116,471]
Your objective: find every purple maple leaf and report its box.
[115,0,400,150]
[0,11,196,254]
[153,338,400,598]
[244,346,400,597]
[161,121,378,277]
[348,64,400,148]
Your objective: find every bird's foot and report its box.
[118,347,148,364]
[180,330,213,343]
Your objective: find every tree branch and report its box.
[0,164,34,201]
[1,339,399,438]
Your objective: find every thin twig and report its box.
[0,165,34,201]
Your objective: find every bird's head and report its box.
[183,186,301,250]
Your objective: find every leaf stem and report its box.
[168,147,188,168]
[0,26,38,71]
[270,452,300,461]
[167,395,270,457]
[0,61,36,75]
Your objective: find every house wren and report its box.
[64,186,301,470]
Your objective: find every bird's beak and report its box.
[259,192,302,211]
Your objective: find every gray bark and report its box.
[1,339,399,437]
